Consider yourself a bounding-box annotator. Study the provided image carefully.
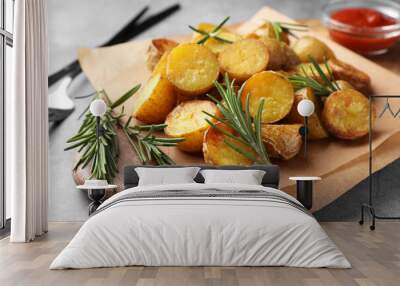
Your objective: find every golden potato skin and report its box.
[191,22,242,54]
[261,124,302,160]
[167,43,220,96]
[242,71,294,123]
[165,100,218,152]
[258,38,300,70]
[285,88,329,140]
[203,122,254,165]
[146,38,179,71]
[218,39,269,81]
[335,80,354,91]
[133,74,176,124]
[292,36,335,63]
[322,89,375,140]
[152,51,169,78]
[327,58,371,93]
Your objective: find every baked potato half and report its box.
[285,87,329,140]
[203,122,254,165]
[242,71,294,123]
[133,73,176,124]
[292,36,335,63]
[322,89,375,140]
[261,124,302,160]
[191,22,242,54]
[165,100,218,152]
[146,38,179,72]
[218,39,269,82]
[167,43,220,96]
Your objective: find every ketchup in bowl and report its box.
[323,1,400,55]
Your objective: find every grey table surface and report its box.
[48,0,400,221]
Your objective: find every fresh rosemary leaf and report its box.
[110,84,141,109]
[190,16,233,45]
[204,74,270,164]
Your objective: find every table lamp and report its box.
[297,99,315,158]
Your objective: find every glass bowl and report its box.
[322,0,400,55]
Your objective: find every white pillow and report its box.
[135,167,200,186]
[200,169,266,185]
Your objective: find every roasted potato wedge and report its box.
[133,74,176,124]
[152,51,169,78]
[146,38,179,71]
[327,58,371,93]
[295,59,371,93]
[203,122,254,165]
[165,100,218,152]
[285,88,329,140]
[292,36,335,63]
[261,124,302,160]
[167,43,220,96]
[261,38,300,70]
[191,22,242,54]
[242,71,294,123]
[334,80,354,91]
[218,39,269,81]
[322,89,375,140]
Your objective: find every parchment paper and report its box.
[77,7,400,210]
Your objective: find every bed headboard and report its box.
[123,165,280,189]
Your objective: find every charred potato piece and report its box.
[192,22,242,54]
[292,36,335,63]
[167,43,220,96]
[146,38,179,71]
[203,122,254,165]
[261,124,302,160]
[165,100,217,152]
[261,38,300,70]
[242,71,294,123]
[218,39,269,81]
[285,88,329,140]
[322,89,375,140]
[133,74,176,124]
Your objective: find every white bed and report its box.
[50,179,350,269]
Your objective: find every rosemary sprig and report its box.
[204,74,270,164]
[189,16,233,44]
[122,117,184,165]
[288,56,340,96]
[271,21,308,41]
[66,85,182,181]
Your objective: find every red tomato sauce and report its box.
[328,8,399,54]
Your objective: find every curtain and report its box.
[8,0,48,242]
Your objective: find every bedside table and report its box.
[77,184,117,215]
[289,177,321,210]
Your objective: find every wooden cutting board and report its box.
[76,7,400,211]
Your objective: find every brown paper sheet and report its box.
[77,7,400,210]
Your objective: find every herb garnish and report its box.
[189,16,233,44]
[288,56,340,96]
[271,21,308,41]
[65,86,182,181]
[204,74,270,164]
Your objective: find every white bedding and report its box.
[50,183,350,269]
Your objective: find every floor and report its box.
[0,222,399,286]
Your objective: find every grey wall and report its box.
[48,0,400,222]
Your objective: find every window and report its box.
[0,0,14,231]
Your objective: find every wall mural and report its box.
[50,4,400,219]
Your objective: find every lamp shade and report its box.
[297,99,315,117]
[89,99,107,117]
